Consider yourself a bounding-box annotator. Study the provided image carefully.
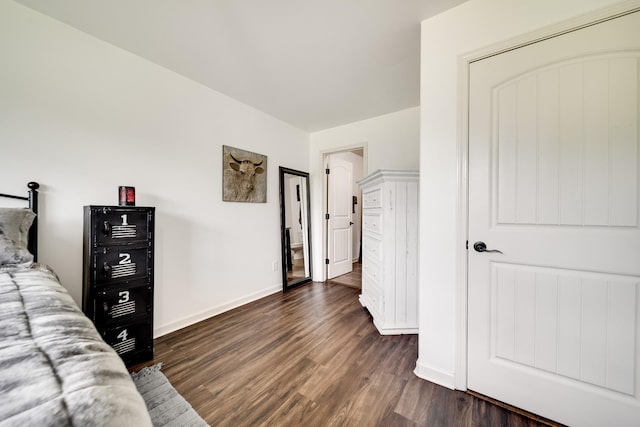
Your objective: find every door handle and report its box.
[473,241,503,254]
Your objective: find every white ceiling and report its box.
[15,0,466,132]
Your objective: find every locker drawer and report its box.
[91,207,152,245]
[95,283,152,324]
[102,320,152,359]
[93,245,151,284]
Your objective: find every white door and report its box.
[468,10,640,427]
[327,155,353,279]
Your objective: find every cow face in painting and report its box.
[228,153,265,201]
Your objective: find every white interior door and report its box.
[327,155,353,279]
[468,10,640,427]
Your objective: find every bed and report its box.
[0,183,152,426]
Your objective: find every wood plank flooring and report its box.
[133,278,558,426]
[327,262,362,289]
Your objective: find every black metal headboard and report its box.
[0,182,40,261]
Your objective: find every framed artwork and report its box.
[222,145,267,203]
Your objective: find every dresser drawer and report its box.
[362,258,382,287]
[362,276,383,317]
[363,213,383,234]
[93,245,151,285]
[363,236,382,262]
[95,282,152,325]
[90,207,153,245]
[362,187,382,209]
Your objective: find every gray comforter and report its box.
[0,264,152,426]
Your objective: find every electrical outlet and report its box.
[272,260,278,271]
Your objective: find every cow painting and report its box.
[222,145,268,203]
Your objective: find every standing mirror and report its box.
[279,167,312,290]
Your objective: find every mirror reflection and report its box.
[279,167,311,289]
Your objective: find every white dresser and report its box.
[358,169,419,335]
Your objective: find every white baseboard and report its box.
[153,285,282,338]
[414,359,456,390]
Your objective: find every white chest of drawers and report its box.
[358,170,419,335]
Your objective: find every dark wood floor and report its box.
[327,262,362,289]
[133,277,556,426]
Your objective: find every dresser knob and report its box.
[102,221,111,235]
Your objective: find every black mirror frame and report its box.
[279,167,312,290]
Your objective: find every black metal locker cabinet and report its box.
[82,205,155,366]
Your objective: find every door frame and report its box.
[455,0,640,391]
[320,144,367,282]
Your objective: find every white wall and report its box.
[309,107,420,281]
[417,0,627,388]
[0,2,309,337]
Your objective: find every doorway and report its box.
[324,148,365,282]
